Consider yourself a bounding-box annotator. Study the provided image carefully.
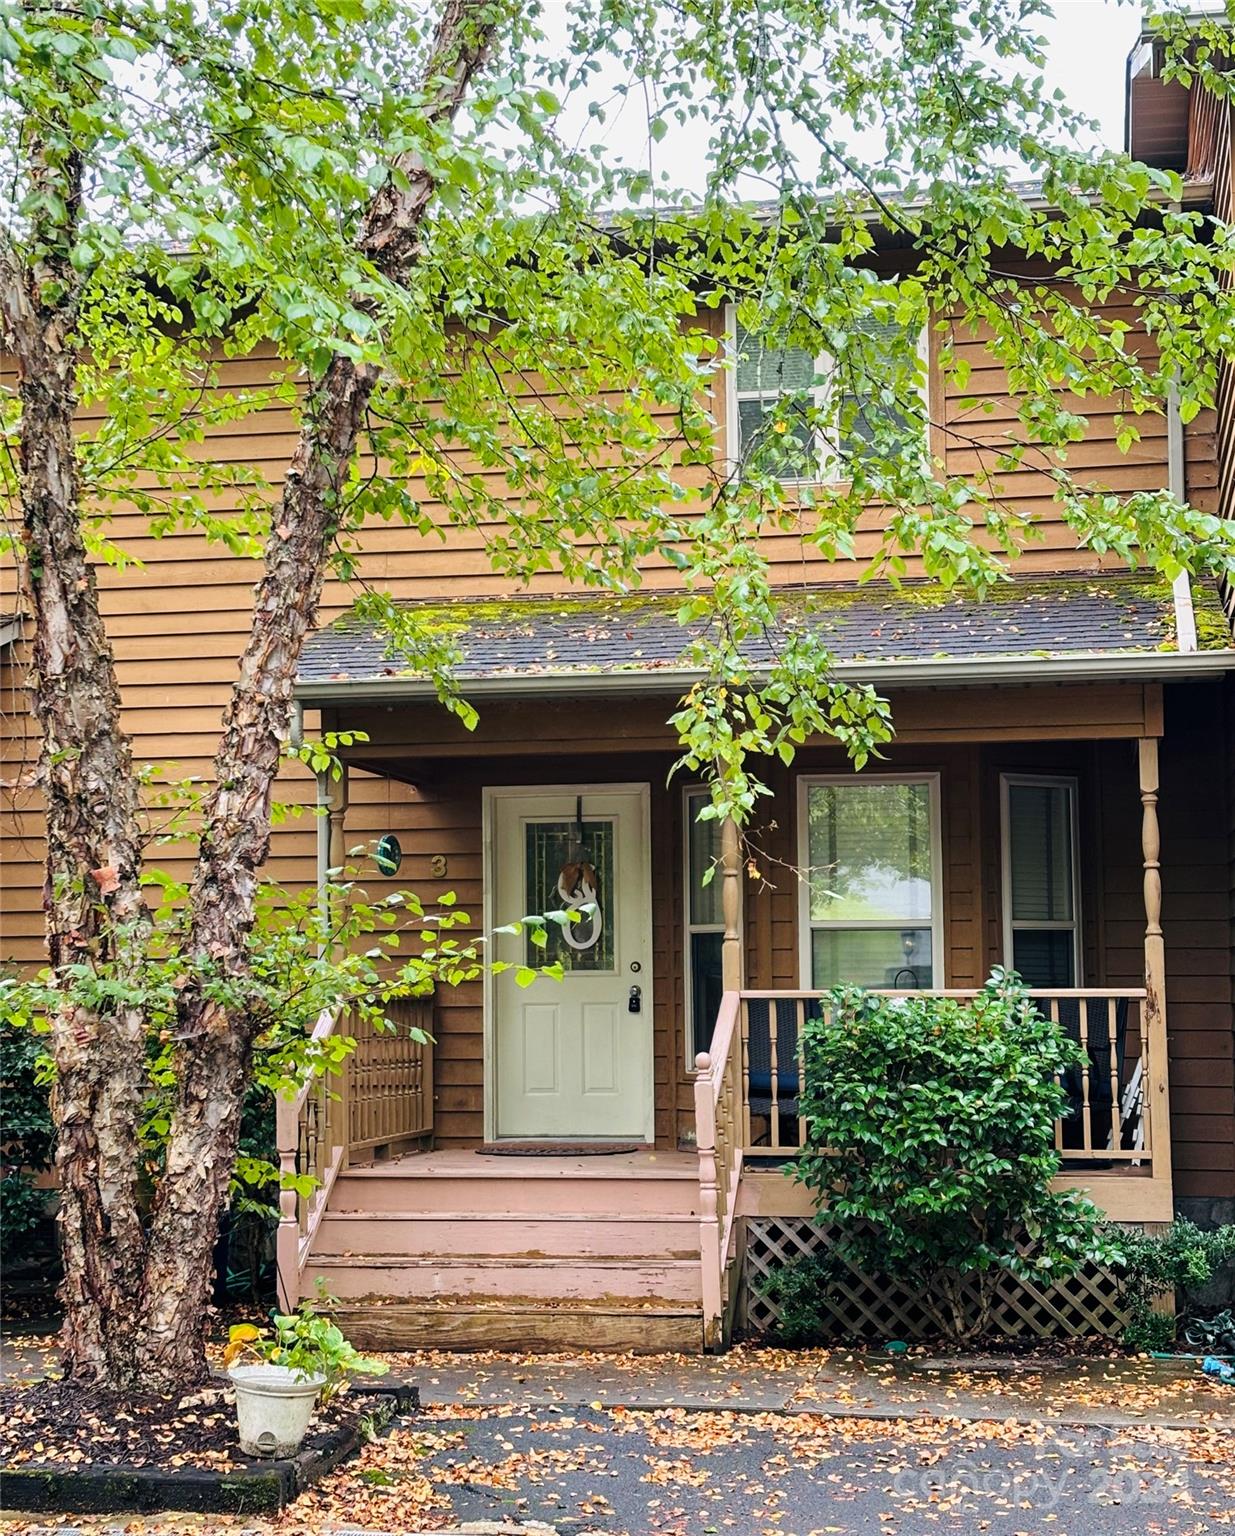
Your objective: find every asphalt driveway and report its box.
[291,1402,1234,1534]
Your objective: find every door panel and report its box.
[490,787,653,1140]
[581,1004,620,1095]
[519,1004,560,1095]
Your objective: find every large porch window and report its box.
[798,775,942,989]
[1000,774,1081,987]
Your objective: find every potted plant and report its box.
[224,1290,388,1458]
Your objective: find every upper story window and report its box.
[798,775,942,991]
[732,323,820,481]
[729,311,928,485]
[1001,775,1081,988]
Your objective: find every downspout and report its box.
[1167,201,1199,654]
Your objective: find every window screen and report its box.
[1002,777,1080,988]
[685,791,727,1063]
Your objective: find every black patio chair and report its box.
[1052,995,1129,1167]
[745,997,819,1153]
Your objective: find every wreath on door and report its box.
[556,798,603,951]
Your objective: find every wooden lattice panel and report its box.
[742,1218,1135,1340]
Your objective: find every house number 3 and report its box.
[430,855,448,878]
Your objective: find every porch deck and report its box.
[343,1146,697,1182]
[277,979,1168,1351]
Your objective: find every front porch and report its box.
[276,977,1170,1352]
[272,658,1217,1350]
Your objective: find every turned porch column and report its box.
[1138,737,1173,1189]
[275,1093,301,1311]
[326,760,350,876]
[721,814,743,991]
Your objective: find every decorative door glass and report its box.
[524,818,616,972]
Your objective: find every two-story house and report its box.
[3,23,1234,1351]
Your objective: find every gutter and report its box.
[295,646,1235,706]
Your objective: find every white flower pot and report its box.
[230,1364,326,1458]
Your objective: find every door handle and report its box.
[628,985,642,1014]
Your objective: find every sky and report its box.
[535,0,1149,197]
[1033,0,1144,151]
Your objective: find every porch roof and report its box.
[297,573,1235,701]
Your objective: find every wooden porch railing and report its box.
[695,984,1162,1337]
[730,988,1155,1167]
[275,997,434,1310]
[693,992,744,1351]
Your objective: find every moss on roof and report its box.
[301,571,1228,687]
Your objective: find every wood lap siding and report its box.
[1228,674,1235,1217]
[0,631,42,965]
[1182,83,1235,1212]
[1105,693,1235,1203]
[1189,81,1235,537]
[1095,707,1233,1206]
[1,292,1231,1187]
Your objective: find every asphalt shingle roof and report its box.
[299,574,1200,690]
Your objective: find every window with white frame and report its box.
[729,311,926,483]
[799,776,942,989]
[1001,775,1081,988]
[684,789,726,1065]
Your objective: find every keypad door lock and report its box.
[628,985,642,1014]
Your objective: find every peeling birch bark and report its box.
[7,0,501,1393]
[1,140,149,1384]
[138,2,501,1385]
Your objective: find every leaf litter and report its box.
[3,1344,1233,1534]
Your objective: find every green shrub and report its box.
[1112,1221,1235,1351]
[0,1014,54,1252]
[794,969,1118,1342]
[759,1252,844,1345]
[1123,1308,1176,1354]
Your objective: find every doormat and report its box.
[475,1141,643,1157]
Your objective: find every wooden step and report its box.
[310,1210,701,1260]
[331,1165,699,1218]
[332,1300,704,1353]
[305,1253,702,1304]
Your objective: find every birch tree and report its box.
[2,0,1234,1394]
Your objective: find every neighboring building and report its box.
[3,26,1234,1350]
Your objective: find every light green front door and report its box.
[490,786,653,1141]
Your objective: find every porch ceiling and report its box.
[297,574,1235,702]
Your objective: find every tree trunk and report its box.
[2,139,151,1386]
[136,3,501,1386]
[138,356,379,1382]
[7,0,501,1396]
[935,1270,974,1345]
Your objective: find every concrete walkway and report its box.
[4,1327,1233,1428]
[4,1341,1234,1536]
[401,1344,1235,1430]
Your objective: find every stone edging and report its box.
[0,1385,417,1515]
